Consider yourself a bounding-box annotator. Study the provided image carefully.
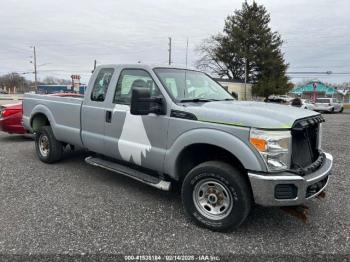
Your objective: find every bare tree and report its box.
[0,73,29,93]
[196,37,232,78]
[42,76,71,85]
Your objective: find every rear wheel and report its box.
[181,161,252,231]
[35,126,63,163]
[339,107,344,113]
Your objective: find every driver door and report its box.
[104,68,169,173]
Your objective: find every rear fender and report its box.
[29,104,57,135]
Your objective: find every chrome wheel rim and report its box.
[39,134,49,157]
[193,177,233,220]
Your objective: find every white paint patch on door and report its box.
[117,112,152,165]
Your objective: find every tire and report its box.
[339,107,344,113]
[330,107,334,113]
[181,161,252,231]
[35,126,63,163]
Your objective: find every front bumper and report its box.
[248,152,333,206]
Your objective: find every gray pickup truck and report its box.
[23,64,333,231]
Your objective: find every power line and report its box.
[287,71,350,75]
[287,71,332,75]
[290,65,350,69]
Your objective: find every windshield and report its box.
[316,98,330,103]
[154,68,233,102]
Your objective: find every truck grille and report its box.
[290,115,325,175]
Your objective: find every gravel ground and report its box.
[0,112,349,258]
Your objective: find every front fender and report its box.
[164,128,267,179]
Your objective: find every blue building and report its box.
[79,85,88,95]
[37,85,73,94]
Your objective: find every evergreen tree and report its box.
[197,1,291,99]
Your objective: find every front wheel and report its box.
[35,126,63,163]
[181,161,252,231]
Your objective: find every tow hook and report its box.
[280,205,309,223]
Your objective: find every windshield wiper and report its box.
[179,98,219,103]
[219,98,235,101]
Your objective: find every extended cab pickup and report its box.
[23,64,333,230]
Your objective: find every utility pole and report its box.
[244,57,247,101]
[168,37,172,65]
[33,46,38,91]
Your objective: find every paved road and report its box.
[0,113,349,257]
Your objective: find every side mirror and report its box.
[130,87,165,115]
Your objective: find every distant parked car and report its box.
[0,90,9,94]
[0,93,83,135]
[314,98,343,113]
[265,97,288,104]
[268,95,293,103]
[290,98,315,110]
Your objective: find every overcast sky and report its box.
[0,0,349,84]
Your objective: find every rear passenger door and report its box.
[103,68,169,173]
[81,68,115,154]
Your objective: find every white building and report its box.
[214,78,252,101]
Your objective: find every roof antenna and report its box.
[185,37,189,68]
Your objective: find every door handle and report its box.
[106,110,112,123]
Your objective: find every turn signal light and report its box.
[250,138,267,152]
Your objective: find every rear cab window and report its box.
[91,68,115,102]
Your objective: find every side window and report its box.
[91,68,115,102]
[113,69,160,105]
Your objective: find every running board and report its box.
[85,156,171,191]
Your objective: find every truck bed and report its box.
[23,93,84,147]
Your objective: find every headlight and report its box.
[249,128,291,171]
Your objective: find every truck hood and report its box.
[183,101,320,129]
